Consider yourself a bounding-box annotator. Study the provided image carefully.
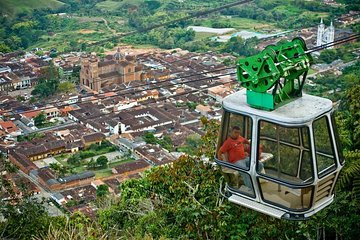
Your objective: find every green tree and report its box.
[319,49,338,64]
[161,135,174,151]
[58,81,75,93]
[186,101,197,111]
[96,184,109,198]
[16,95,25,102]
[5,36,22,50]
[29,96,36,104]
[49,163,61,176]
[69,40,78,50]
[71,65,81,83]
[0,43,11,53]
[222,36,259,56]
[0,199,51,239]
[87,158,96,170]
[336,84,360,201]
[49,52,57,58]
[179,134,202,155]
[340,85,360,150]
[34,112,46,127]
[144,0,161,11]
[143,132,157,144]
[31,78,60,98]
[35,50,44,56]
[96,155,108,168]
[0,153,17,200]
[338,150,360,200]
[68,154,82,166]
[49,163,69,178]
[39,63,59,81]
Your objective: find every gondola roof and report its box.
[222,89,333,124]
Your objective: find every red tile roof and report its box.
[0,121,17,133]
[61,106,74,113]
[22,110,41,119]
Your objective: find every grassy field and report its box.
[230,17,276,30]
[27,16,116,52]
[96,0,144,12]
[0,0,64,17]
[95,168,113,179]
[28,15,134,52]
[301,11,330,19]
[95,1,124,11]
[53,148,136,180]
[108,158,134,168]
[194,32,217,41]
[199,17,277,32]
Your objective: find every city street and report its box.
[17,170,64,217]
[7,87,34,98]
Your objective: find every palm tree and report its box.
[338,150,360,200]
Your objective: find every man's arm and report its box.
[217,149,228,161]
[217,148,224,160]
[243,137,250,145]
[217,140,229,161]
[242,137,251,157]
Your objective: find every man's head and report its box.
[230,126,241,139]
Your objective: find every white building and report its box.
[316,18,335,49]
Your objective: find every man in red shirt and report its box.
[217,126,252,190]
[217,126,250,166]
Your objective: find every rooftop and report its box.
[82,132,106,143]
[112,159,150,175]
[0,121,18,133]
[223,89,333,124]
[58,171,95,183]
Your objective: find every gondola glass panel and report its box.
[313,116,337,178]
[257,121,314,210]
[331,113,344,165]
[217,112,255,197]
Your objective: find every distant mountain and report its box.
[0,0,65,17]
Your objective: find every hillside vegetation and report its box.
[1,61,360,238]
[0,0,65,17]
[0,0,349,54]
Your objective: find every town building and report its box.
[111,158,151,177]
[80,48,144,92]
[11,127,105,161]
[317,18,335,49]
[134,144,176,166]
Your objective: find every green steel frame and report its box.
[236,38,313,110]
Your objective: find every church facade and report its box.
[316,18,335,49]
[80,48,144,92]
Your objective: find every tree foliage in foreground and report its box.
[96,116,360,239]
[2,84,360,239]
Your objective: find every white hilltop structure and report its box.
[316,18,335,49]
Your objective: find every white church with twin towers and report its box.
[316,18,335,49]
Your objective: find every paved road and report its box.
[308,59,358,78]
[7,88,34,97]
[17,170,64,217]
[23,121,77,136]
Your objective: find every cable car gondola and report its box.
[215,38,343,220]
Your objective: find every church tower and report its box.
[327,21,335,49]
[114,47,124,63]
[316,18,335,49]
[316,18,325,47]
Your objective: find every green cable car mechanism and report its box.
[215,38,344,220]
